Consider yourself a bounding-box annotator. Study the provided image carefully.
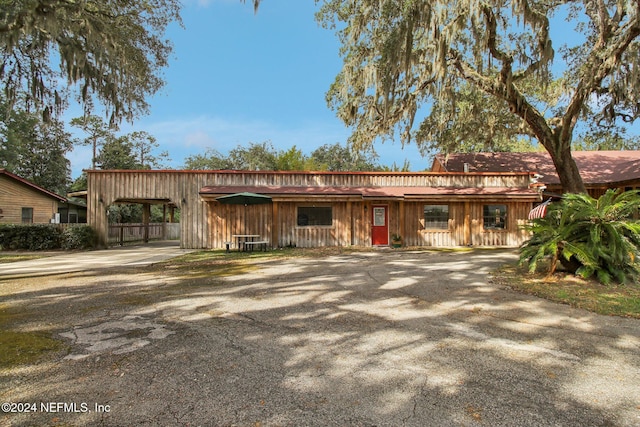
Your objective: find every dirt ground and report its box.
[1,249,639,427]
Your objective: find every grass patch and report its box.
[156,247,358,271]
[0,253,46,263]
[158,246,499,280]
[0,330,65,369]
[492,264,640,318]
[155,250,265,278]
[165,247,345,265]
[0,304,67,368]
[0,304,28,326]
[162,245,450,267]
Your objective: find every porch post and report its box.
[272,202,279,248]
[399,200,405,246]
[143,203,151,243]
[162,204,167,240]
[464,201,471,246]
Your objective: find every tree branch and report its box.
[512,0,553,82]
[482,5,513,86]
[451,51,556,152]
[561,11,640,143]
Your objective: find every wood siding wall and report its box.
[0,176,59,223]
[209,202,273,247]
[207,199,533,248]
[87,170,536,248]
[398,201,531,247]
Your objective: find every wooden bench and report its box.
[242,240,269,252]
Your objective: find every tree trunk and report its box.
[546,143,587,194]
[508,92,586,194]
[458,63,588,194]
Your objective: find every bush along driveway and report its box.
[1,249,639,426]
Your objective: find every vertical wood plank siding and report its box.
[270,202,353,248]
[209,202,273,246]
[87,170,537,248]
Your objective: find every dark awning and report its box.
[215,192,272,205]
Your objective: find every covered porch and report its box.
[200,185,540,249]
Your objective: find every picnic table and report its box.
[228,235,269,252]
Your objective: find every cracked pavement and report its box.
[1,248,640,426]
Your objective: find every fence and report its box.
[108,223,180,246]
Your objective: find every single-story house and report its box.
[431,151,640,197]
[0,169,67,224]
[86,170,541,249]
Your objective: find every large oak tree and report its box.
[318,0,640,193]
[1,0,182,123]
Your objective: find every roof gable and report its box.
[0,169,67,202]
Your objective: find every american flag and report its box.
[528,199,551,220]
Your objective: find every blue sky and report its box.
[67,0,426,179]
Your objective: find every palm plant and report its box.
[520,189,640,285]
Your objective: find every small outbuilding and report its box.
[86,169,541,249]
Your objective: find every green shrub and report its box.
[0,224,63,251]
[62,225,98,250]
[520,189,640,285]
[0,224,98,251]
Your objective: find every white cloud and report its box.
[184,131,217,148]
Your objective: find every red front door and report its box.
[371,205,389,245]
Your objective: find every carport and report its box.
[107,197,178,246]
[86,170,208,248]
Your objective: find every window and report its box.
[424,205,449,229]
[297,206,332,226]
[59,208,69,223]
[483,204,507,229]
[21,207,33,223]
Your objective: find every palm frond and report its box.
[519,189,640,284]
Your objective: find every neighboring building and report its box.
[58,199,88,223]
[86,170,541,249]
[431,151,640,197]
[0,169,67,224]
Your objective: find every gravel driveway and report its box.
[1,249,639,426]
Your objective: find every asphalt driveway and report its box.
[1,248,639,426]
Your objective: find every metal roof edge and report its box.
[87,169,535,177]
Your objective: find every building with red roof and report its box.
[87,169,541,249]
[431,151,640,197]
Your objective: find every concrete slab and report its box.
[0,241,194,279]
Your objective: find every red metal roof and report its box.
[0,169,66,202]
[434,151,640,185]
[200,185,540,200]
[88,169,533,177]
